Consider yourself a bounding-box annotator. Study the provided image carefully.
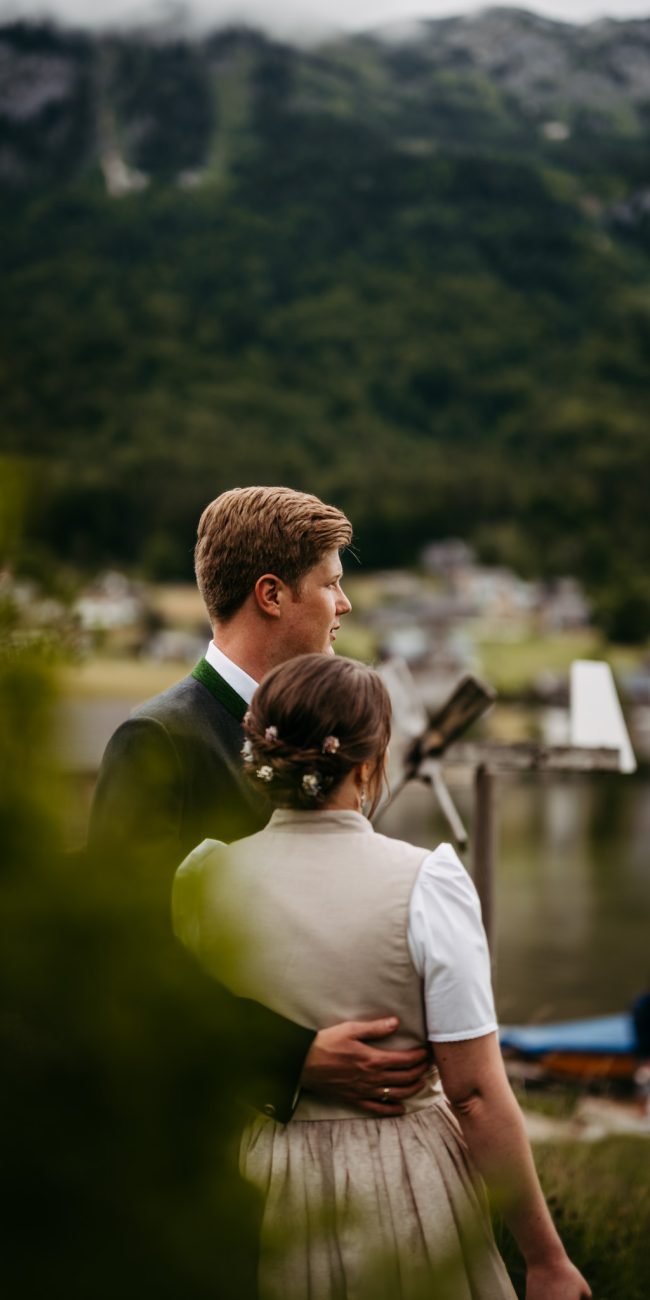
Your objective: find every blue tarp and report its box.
[499,1013,637,1056]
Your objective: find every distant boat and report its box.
[500,997,650,1081]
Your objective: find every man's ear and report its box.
[253,574,285,619]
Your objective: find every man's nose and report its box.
[337,587,352,616]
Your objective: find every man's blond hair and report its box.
[195,486,353,624]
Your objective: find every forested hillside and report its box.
[2,10,650,636]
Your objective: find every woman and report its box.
[174,654,590,1300]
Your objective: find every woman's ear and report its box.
[355,761,371,789]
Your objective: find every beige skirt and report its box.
[240,1098,517,1300]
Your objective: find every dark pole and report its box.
[473,764,496,956]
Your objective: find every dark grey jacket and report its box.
[88,661,315,1121]
[89,671,269,861]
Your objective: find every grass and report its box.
[500,1083,650,1297]
[58,576,648,704]
[331,622,378,662]
[496,1137,650,1300]
[147,583,207,629]
[475,631,644,696]
[58,657,183,700]
[58,629,644,704]
[512,1080,584,1121]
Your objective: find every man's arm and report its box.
[302,1019,430,1115]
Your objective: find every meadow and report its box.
[498,1134,650,1300]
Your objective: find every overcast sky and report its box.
[2,0,649,39]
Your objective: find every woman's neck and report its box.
[322,770,363,813]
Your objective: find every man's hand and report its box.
[300,1018,430,1115]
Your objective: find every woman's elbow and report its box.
[446,1083,488,1120]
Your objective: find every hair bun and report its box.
[241,654,391,815]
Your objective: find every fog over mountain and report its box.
[2,0,650,39]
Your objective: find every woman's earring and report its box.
[360,785,368,812]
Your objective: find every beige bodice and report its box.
[175,808,439,1119]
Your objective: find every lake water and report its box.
[379,771,650,1026]
[62,698,650,1028]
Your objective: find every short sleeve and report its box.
[407,843,498,1042]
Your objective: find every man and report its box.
[89,486,427,1122]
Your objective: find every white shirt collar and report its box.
[205,641,258,706]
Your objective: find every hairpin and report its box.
[256,765,274,783]
[265,725,278,742]
[302,772,321,796]
[322,735,340,755]
[241,739,254,764]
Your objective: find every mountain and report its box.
[1,10,650,639]
[3,10,650,188]
[370,8,650,117]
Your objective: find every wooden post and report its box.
[474,764,496,955]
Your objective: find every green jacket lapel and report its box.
[191,658,249,722]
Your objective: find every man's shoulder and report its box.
[109,670,242,757]
[130,672,206,726]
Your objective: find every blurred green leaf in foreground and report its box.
[0,469,260,1299]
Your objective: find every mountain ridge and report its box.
[2,11,650,639]
[2,9,650,189]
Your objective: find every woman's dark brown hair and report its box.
[243,654,391,815]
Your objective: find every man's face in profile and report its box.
[282,549,352,657]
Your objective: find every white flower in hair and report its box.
[265,725,279,742]
[322,735,340,755]
[256,765,274,782]
[302,772,321,796]
[241,739,254,764]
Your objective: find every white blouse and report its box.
[407,843,498,1043]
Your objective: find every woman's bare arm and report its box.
[434,1032,591,1300]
